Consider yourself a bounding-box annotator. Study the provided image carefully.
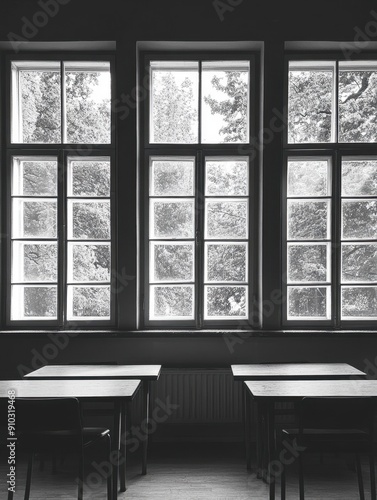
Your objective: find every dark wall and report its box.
[1,0,377,375]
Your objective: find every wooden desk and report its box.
[0,379,141,500]
[231,363,366,472]
[245,379,377,500]
[25,364,161,486]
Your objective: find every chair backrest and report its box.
[299,397,374,435]
[16,398,82,434]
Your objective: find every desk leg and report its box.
[119,400,127,492]
[266,401,276,500]
[244,385,252,470]
[256,401,263,479]
[112,400,121,500]
[142,380,150,475]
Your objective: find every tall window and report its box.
[8,57,114,325]
[285,57,377,325]
[142,54,256,327]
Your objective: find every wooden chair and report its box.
[9,398,112,500]
[280,397,376,500]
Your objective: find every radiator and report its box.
[148,368,243,424]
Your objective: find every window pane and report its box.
[342,244,377,283]
[202,61,249,143]
[151,243,194,282]
[150,158,194,196]
[68,285,110,320]
[151,61,198,144]
[150,285,194,319]
[287,243,329,283]
[12,62,61,144]
[65,62,111,144]
[151,200,194,239]
[287,160,329,197]
[12,242,57,283]
[342,200,377,239]
[12,199,57,238]
[11,285,57,320]
[339,63,377,143]
[287,200,329,240]
[342,158,377,196]
[342,286,377,319]
[288,62,334,143]
[68,243,110,282]
[288,286,330,319]
[205,243,247,282]
[12,159,57,196]
[205,286,247,319]
[69,201,110,239]
[206,200,248,239]
[206,159,248,196]
[68,158,110,197]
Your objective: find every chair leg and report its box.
[280,464,286,500]
[355,453,365,500]
[107,434,113,500]
[24,453,33,500]
[298,454,305,500]
[370,450,376,500]
[78,451,84,500]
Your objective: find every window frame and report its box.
[140,51,259,329]
[283,51,377,328]
[4,52,116,328]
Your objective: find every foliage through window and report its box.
[144,54,254,326]
[286,57,377,324]
[9,57,113,324]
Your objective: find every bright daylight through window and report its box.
[145,56,253,326]
[286,59,377,324]
[9,58,113,323]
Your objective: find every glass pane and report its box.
[287,244,329,283]
[12,199,57,238]
[150,285,194,319]
[151,243,194,282]
[68,158,110,197]
[11,285,57,320]
[150,158,194,196]
[151,61,199,144]
[342,244,377,283]
[14,64,61,144]
[288,200,329,240]
[287,160,329,197]
[68,243,110,282]
[342,286,377,319]
[65,62,111,144]
[339,64,377,143]
[69,201,110,239]
[206,243,247,282]
[206,200,248,239]
[68,286,110,320]
[12,159,57,196]
[151,200,194,239]
[288,64,334,143]
[205,286,247,319]
[206,159,248,196]
[342,159,377,196]
[342,200,377,239]
[202,61,249,144]
[288,286,330,319]
[12,242,57,283]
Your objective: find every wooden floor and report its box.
[0,443,375,499]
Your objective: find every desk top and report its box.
[245,379,377,400]
[231,363,365,380]
[24,364,161,380]
[0,379,141,400]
